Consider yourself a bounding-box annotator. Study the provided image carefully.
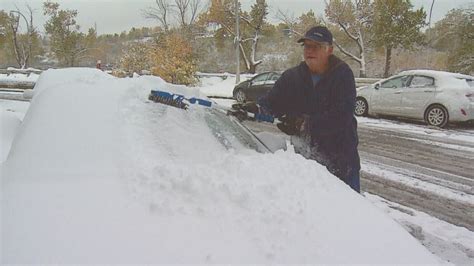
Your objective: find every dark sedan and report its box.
[232,71,281,102]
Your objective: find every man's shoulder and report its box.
[329,55,352,74]
[282,62,307,77]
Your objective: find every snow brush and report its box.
[148,90,274,123]
[148,90,212,110]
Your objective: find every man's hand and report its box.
[233,102,274,123]
[277,115,304,135]
[240,102,259,114]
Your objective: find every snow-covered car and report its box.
[1,68,439,264]
[232,71,281,103]
[355,70,474,127]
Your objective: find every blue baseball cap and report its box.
[297,26,333,45]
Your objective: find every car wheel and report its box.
[425,105,449,128]
[235,89,246,103]
[355,97,368,116]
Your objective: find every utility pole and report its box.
[235,0,240,84]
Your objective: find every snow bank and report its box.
[0,73,39,83]
[0,109,21,162]
[195,74,253,98]
[0,73,38,89]
[1,68,439,264]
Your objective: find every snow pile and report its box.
[1,68,440,264]
[195,74,253,98]
[0,100,30,162]
[0,109,21,162]
[366,193,474,265]
[0,72,39,86]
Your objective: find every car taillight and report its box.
[467,93,474,102]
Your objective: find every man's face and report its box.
[303,40,333,73]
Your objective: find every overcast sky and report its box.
[1,0,472,34]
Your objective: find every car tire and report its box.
[425,104,449,128]
[235,89,247,103]
[355,97,369,116]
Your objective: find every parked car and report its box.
[233,71,281,102]
[355,70,474,127]
[2,68,439,263]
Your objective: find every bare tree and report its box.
[275,9,303,36]
[143,0,173,31]
[325,0,373,77]
[143,0,204,31]
[428,0,435,27]
[237,0,268,73]
[8,4,37,68]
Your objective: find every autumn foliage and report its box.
[150,33,197,85]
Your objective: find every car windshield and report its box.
[204,108,271,153]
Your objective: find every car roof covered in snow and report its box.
[380,69,474,89]
[398,69,473,80]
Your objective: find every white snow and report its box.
[0,100,30,163]
[194,74,253,98]
[0,68,440,264]
[361,161,474,204]
[357,116,474,143]
[0,73,39,84]
[366,193,474,266]
[397,69,474,89]
[0,109,22,163]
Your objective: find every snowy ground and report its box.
[0,73,39,84]
[365,193,474,265]
[1,69,443,264]
[357,116,474,144]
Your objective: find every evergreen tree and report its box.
[119,42,151,75]
[43,1,88,66]
[429,7,473,74]
[373,0,426,77]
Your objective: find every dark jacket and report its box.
[258,55,360,185]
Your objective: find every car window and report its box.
[381,75,410,89]
[265,73,280,84]
[409,76,435,88]
[269,73,280,81]
[457,78,474,88]
[252,73,270,83]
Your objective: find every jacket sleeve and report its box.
[314,66,356,135]
[257,71,295,117]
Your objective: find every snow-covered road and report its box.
[242,113,474,265]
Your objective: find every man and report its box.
[256,26,361,192]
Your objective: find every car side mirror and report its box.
[374,83,380,90]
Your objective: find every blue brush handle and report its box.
[255,113,274,123]
[150,90,212,107]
